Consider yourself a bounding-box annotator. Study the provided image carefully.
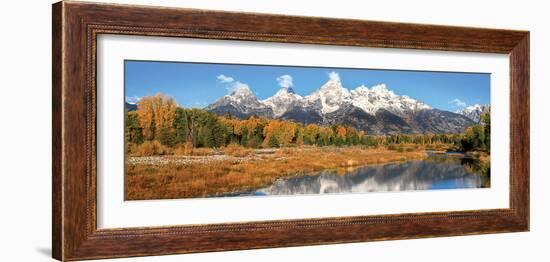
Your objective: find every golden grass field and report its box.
[125,145,428,200]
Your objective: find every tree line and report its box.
[126,94,490,152]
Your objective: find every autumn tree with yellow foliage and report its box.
[136,93,177,141]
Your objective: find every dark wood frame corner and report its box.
[52,1,530,261]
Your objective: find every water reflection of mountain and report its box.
[254,158,483,196]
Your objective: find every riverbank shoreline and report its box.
[125,146,428,200]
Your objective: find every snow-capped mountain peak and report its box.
[305,79,351,114]
[354,84,370,93]
[205,84,274,118]
[456,104,490,123]
[283,87,296,94]
[206,77,474,135]
[320,78,343,90]
[262,87,302,117]
[229,85,254,98]
[222,85,265,106]
[370,83,389,94]
[211,78,434,118]
[349,83,431,115]
[457,104,483,113]
[273,86,298,97]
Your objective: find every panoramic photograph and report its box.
[124,61,491,200]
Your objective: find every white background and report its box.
[0,0,547,261]
[98,35,509,228]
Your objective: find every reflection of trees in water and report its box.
[255,157,486,196]
[426,155,490,187]
[461,158,490,188]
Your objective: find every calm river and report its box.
[233,153,490,197]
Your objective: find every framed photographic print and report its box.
[52,1,529,261]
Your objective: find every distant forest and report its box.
[126,94,490,152]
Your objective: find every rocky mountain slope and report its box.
[456,104,490,123]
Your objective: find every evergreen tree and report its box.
[125,111,143,144]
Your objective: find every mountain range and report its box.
[205,78,479,135]
[125,102,137,111]
[456,104,490,123]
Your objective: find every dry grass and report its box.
[128,141,170,156]
[125,146,427,200]
[173,142,214,156]
[222,143,253,157]
[172,142,194,156]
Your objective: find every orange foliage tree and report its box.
[136,93,177,140]
[262,120,296,147]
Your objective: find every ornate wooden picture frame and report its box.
[52,1,529,261]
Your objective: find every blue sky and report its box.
[125,60,490,112]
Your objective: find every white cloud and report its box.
[449,98,467,108]
[230,81,249,92]
[216,74,251,93]
[276,74,293,88]
[216,74,251,94]
[328,71,340,82]
[217,74,234,83]
[125,96,141,104]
